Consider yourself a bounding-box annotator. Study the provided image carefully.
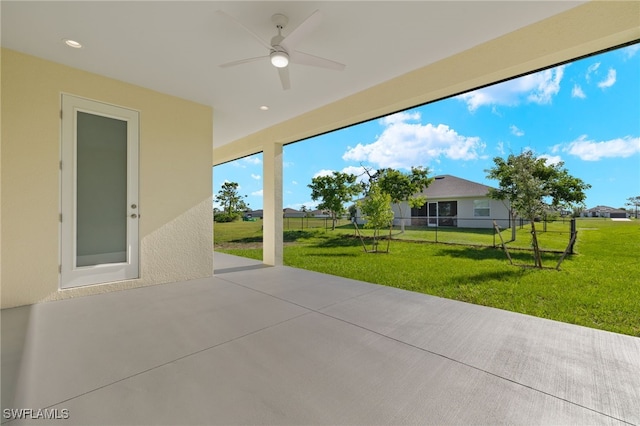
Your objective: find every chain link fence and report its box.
[280,214,577,252]
[283,216,351,231]
[353,215,576,252]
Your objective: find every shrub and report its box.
[214,213,241,223]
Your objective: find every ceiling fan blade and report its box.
[278,67,291,90]
[215,10,272,51]
[280,9,322,52]
[219,56,269,68]
[290,51,345,71]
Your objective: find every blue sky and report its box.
[214,43,640,211]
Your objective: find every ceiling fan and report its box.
[216,9,346,90]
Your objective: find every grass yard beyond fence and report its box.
[214,218,640,336]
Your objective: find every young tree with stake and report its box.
[373,166,433,232]
[486,151,590,268]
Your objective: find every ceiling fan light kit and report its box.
[217,9,345,90]
[270,50,289,68]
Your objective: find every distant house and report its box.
[283,208,305,218]
[409,175,511,228]
[357,175,510,229]
[581,205,629,219]
[245,209,263,219]
[309,209,331,218]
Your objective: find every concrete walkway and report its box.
[2,252,639,425]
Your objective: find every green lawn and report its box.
[214,218,640,336]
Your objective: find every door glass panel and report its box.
[76,111,128,267]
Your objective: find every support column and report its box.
[263,143,283,266]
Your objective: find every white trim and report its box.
[60,94,140,289]
[427,202,438,227]
[77,251,127,267]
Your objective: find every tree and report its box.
[308,172,362,230]
[214,181,248,221]
[358,182,394,252]
[625,196,640,219]
[486,151,590,268]
[374,166,433,232]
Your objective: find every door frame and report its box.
[427,202,438,227]
[60,94,140,289]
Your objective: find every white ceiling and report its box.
[1,1,585,149]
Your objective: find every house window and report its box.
[411,203,427,217]
[474,199,490,217]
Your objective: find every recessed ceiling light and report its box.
[259,105,269,111]
[63,39,83,49]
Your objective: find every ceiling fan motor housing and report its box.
[270,14,289,67]
[271,13,289,29]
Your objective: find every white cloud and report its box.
[287,201,318,211]
[312,169,335,178]
[623,44,640,59]
[586,62,600,82]
[571,84,586,99]
[312,166,370,183]
[342,115,484,169]
[341,165,371,184]
[457,66,565,111]
[539,154,563,165]
[379,111,421,126]
[242,156,262,165]
[562,135,640,161]
[510,125,524,137]
[496,141,506,155]
[250,174,261,180]
[251,189,263,196]
[597,68,617,89]
[292,180,298,185]
[231,155,262,168]
[526,66,565,104]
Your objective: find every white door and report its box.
[60,95,139,288]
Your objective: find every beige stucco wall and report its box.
[1,49,213,308]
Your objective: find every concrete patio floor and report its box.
[2,252,639,425]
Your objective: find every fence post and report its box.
[493,220,496,247]
[570,218,577,254]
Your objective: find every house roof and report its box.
[421,175,493,199]
[584,205,626,213]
